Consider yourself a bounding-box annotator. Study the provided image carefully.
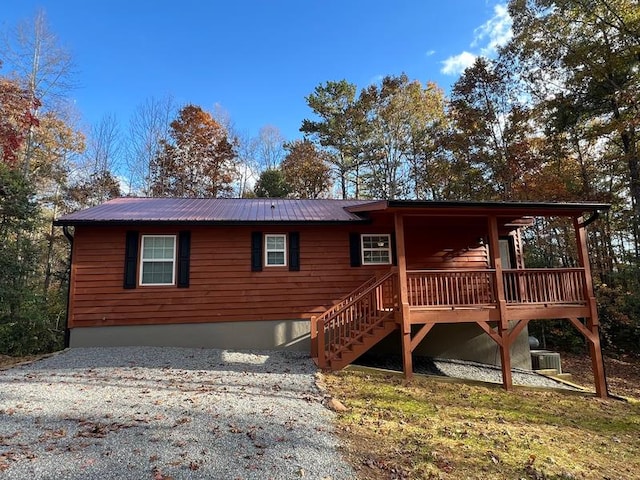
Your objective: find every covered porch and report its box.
[313,200,610,398]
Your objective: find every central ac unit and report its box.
[530,350,562,373]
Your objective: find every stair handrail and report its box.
[317,270,397,326]
[315,270,398,368]
[318,275,379,320]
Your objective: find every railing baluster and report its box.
[404,268,587,310]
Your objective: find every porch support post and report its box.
[310,315,318,359]
[573,216,608,398]
[394,213,413,379]
[488,215,512,391]
[497,322,513,391]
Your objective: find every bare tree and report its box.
[84,113,120,174]
[70,113,122,203]
[256,125,285,170]
[234,130,260,197]
[125,95,176,195]
[1,9,76,176]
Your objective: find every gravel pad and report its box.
[355,354,581,390]
[0,347,353,480]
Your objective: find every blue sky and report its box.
[2,1,511,141]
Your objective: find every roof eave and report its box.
[344,200,388,213]
[346,200,610,217]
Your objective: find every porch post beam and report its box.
[310,315,318,358]
[573,217,608,399]
[476,321,503,347]
[567,317,594,342]
[498,321,513,391]
[487,215,512,391]
[394,213,413,379]
[487,216,508,327]
[316,318,326,369]
[573,216,599,326]
[507,319,532,345]
[410,323,435,352]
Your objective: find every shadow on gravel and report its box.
[354,352,447,376]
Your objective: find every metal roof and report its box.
[54,197,376,225]
[54,197,611,226]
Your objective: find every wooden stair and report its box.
[327,317,398,370]
[312,271,400,371]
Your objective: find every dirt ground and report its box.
[560,351,640,399]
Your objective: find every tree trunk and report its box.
[622,128,640,259]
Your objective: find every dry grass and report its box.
[0,354,41,369]
[323,370,640,480]
[560,352,640,400]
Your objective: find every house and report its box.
[54,197,610,397]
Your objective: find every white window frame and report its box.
[264,234,287,267]
[361,234,392,265]
[139,234,176,286]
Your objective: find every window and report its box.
[361,234,391,265]
[140,235,176,285]
[264,234,287,266]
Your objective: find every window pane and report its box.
[363,235,389,248]
[266,236,285,250]
[142,236,174,260]
[267,251,285,265]
[141,261,173,284]
[363,251,390,264]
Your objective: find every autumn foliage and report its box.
[0,77,39,168]
[150,105,236,197]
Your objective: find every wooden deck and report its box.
[313,212,607,398]
[313,266,591,365]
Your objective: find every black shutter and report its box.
[251,231,263,271]
[289,232,300,271]
[177,231,191,288]
[349,233,361,267]
[390,232,398,266]
[124,231,139,289]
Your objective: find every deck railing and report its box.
[407,269,496,307]
[314,271,399,368]
[502,268,586,304]
[407,268,587,308]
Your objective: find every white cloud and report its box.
[425,49,436,57]
[440,3,512,76]
[441,51,477,75]
[473,3,513,57]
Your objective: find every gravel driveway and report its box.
[0,347,354,480]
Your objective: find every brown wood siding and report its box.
[69,218,525,328]
[404,225,489,270]
[69,225,391,328]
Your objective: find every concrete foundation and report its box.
[70,319,532,370]
[69,319,311,351]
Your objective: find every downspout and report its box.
[62,225,74,349]
[579,210,600,228]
